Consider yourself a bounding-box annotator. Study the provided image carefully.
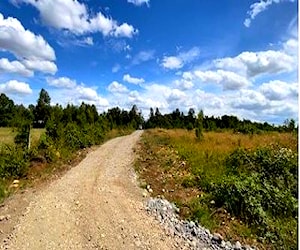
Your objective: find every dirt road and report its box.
[0,131,180,250]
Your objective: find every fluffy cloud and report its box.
[127,0,150,6]
[226,87,298,122]
[283,38,298,55]
[161,47,200,70]
[244,0,295,27]
[0,13,57,76]
[231,89,268,110]
[259,80,298,100]
[194,70,251,90]
[47,76,109,107]
[75,87,109,107]
[174,79,194,90]
[197,90,224,108]
[113,23,137,38]
[103,77,297,123]
[47,77,77,89]
[14,0,137,38]
[107,81,128,93]
[161,56,183,70]
[22,59,57,75]
[0,13,55,60]
[76,86,99,101]
[0,58,33,77]
[214,50,295,78]
[0,80,32,95]
[166,89,186,102]
[123,74,145,84]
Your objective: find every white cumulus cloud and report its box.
[22,59,57,75]
[47,77,77,89]
[161,47,200,70]
[194,70,251,90]
[231,89,269,111]
[0,13,55,60]
[123,74,145,84]
[107,81,128,93]
[162,56,183,70]
[214,49,295,78]
[167,89,187,102]
[46,76,109,108]
[0,13,57,76]
[174,79,194,90]
[259,80,298,100]
[0,80,32,95]
[14,0,137,38]
[0,58,33,77]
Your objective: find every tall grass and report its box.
[139,129,298,249]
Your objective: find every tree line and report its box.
[0,89,297,138]
[0,89,143,131]
[144,107,297,134]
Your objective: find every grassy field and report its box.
[135,129,298,249]
[0,127,45,147]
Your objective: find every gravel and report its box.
[1,131,180,250]
[146,198,257,250]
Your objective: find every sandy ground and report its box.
[0,131,181,250]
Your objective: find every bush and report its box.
[0,145,29,178]
[212,146,298,247]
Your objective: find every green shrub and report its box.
[0,145,29,178]
[212,146,298,247]
[14,123,30,149]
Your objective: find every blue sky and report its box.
[0,0,298,124]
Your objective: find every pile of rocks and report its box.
[146,198,256,250]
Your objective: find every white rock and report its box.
[234,241,242,249]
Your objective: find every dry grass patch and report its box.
[135,129,298,250]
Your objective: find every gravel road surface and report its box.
[1,131,181,250]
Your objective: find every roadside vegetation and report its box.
[136,118,297,249]
[0,89,143,202]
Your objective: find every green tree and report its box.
[33,89,51,128]
[14,122,31,150]
[284,119,296,132]
[0,93,15,127]
[195,110,204,140]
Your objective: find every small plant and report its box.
[0,145,29,178]
[14,123,31,150]
[195,110,204,140]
